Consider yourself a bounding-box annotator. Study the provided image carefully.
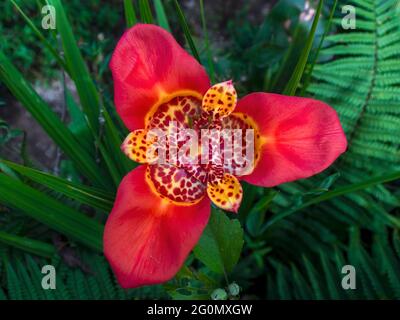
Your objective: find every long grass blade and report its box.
[123,0,137,27]
[0,231,55,258]
[268,23,301,92]
[0,174,104,252]
[172,0,201,62]
[283,0,324,96]
[154,0,171,31]
[0,52,108,188]
[264,169,400,229]
[101,106,135,178]
[48,0,101,134]
[199,0,215,82]
[10,0,69,73]
[0,160,114,212]
[300,0,338,96]
[139,0,154,24]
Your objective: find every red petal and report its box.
[103,165,211,288]
[110,24,210,131]
[235,93,347,187]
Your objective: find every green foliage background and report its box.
[0,0,400,300]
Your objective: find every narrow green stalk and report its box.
[264,170,400,230]
[154,0,171,31]
[0,52,109,188]
[10,0,69,74]
[139,0,154,24]
[200,0,215,82]
[268,22,301,92]
[0,174,104,252]
[48,0,101,135]
[300,0,338,96]
[123,0,138,27]
[172,0,201,62]
[0,232,55,258]
[0,159,115,212]
[283,0,324,96]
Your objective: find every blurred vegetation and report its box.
[1,0,400,300]
[0,0,122,80]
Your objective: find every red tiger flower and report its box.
[104,24,347,288]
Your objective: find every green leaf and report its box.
[139,0,154,24]
[49,0,122,188]
[318,172,341,191]
[65,89,93,152]
[300,0,338,95]
[302,255,324,300]
[10,0,68,73]
[0,173,103,252]
[5,263,24,300]
[199,0,215,82]
[48,0,101,134]
[374,235,400,298]
[194,209,244,275]
[101,106,135,180]
[349,228,389,298]
[265,169,400,229]
[0,161,19,180]
[123,0,137,27]
[172,0,201,62]
[0,160,114,212]
[283,0,324,95]
[268,22,302,92]
[0,231,55,258]
[319,250,341,299]
[246,190,277,237]
[154,0,171,32]
[0,51,108,188]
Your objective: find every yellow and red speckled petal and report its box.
[202,80,237,120]
[148,95,201,130]
[104,165,211,288]
[121,129,158,164]
[146,164,206,205]
[207,173,243,213]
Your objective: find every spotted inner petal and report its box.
[221,113,262,176]
[202,80,237,120]
[146,164,206,205]
[147,95,201,130]
[207,173,243,213]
